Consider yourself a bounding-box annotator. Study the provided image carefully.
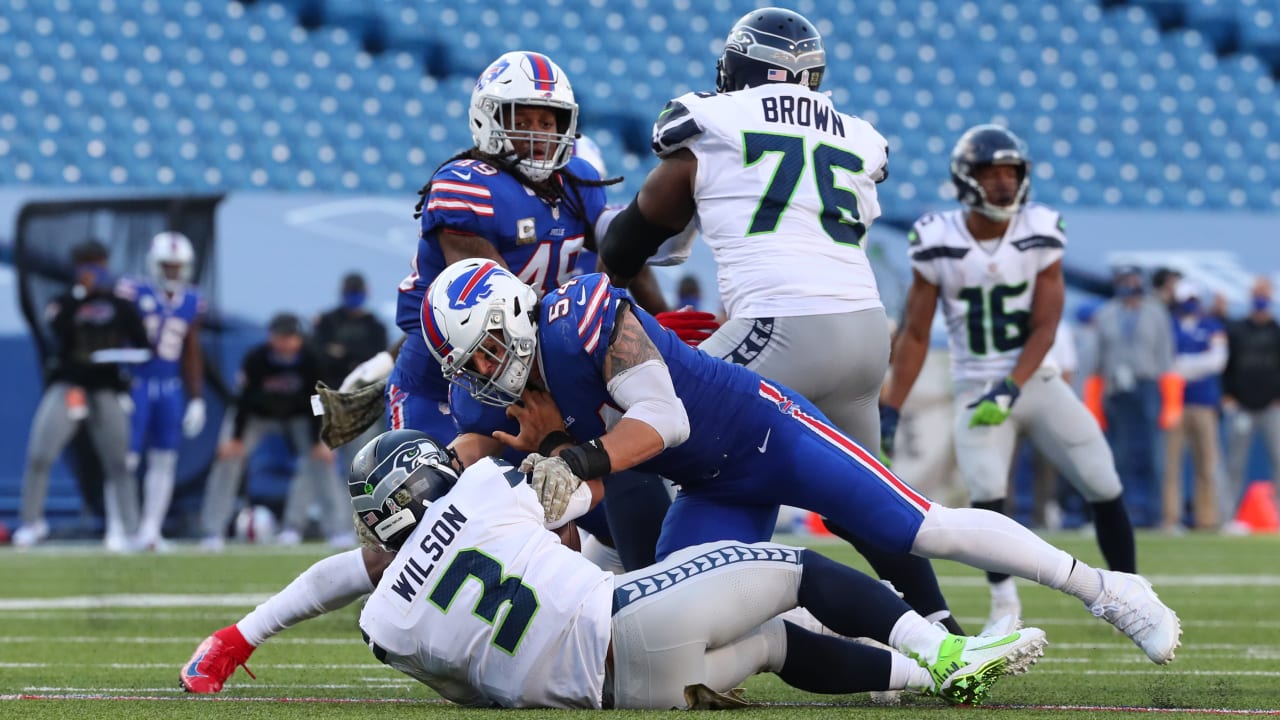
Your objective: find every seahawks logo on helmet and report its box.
[348,430,460,550]
[716,7,826,93]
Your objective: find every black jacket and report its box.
[232,344,322,439]
[313,307,389,389]
[45,286,150,392]
[1224,316,1280,410]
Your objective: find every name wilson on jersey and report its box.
[387,504,469,604]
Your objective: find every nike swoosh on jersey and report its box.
[576,287,588,305]
[757,428,771,453]
[450,169,472,181]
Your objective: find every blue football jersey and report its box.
[534,274,760,482]
[395,156,607,400]
[115,276,203,379]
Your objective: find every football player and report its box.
[357,430,1046,708]
[425,259,1181,667]
[595,7,957,633]
[115,231,207,551]
[176,55,669,690]
[880,126,1137,633]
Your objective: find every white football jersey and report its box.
[908,203,1066,382]
[359,457,614,709]
[652,84,888,319]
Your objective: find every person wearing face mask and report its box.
[313,273,389,404]
[313,272,390,490]
[1087,267,1175,528]
[198,313,348,550]
[13,240,151,549]
[1221,276,1280,529]
[1161,281,1228,533]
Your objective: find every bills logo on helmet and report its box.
[476,58,510,91]
[446,262,501,310]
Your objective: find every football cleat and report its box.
[1088,570,1182,665]
[180,625,256,693]
[12,521,49,548]
[913,628,1048,705]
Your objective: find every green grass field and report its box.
[1,532,1278,718]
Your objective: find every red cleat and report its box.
[179,625,257,693]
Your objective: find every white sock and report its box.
[990,576,1018,601]
[911,505,1077,590]
[886,611,949,664]
[102,479,123,539]
[1061,560,1104,605]
[888,650,933,691]
[140,449,177,540]
[236,549,374,646]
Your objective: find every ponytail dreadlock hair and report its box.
[413,144,623,252]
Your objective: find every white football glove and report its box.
[339,351,395,392]
[183,397,207,437]
[519,453,583,524]
[116,392,134,416]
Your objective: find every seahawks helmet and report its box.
[950,125,1032,221]
[716,8,826,93]
[349,430,460,551]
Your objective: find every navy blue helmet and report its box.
[349,430,460,551]
[950,124,1032,221]
[716,8,825,93]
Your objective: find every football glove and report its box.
[339,351,395,392]
[520,453,583,523]
[967,377,1020,427]
[655,310,720,347]
[879,405,901,461]
[182,397,207,437]
[314,380,388,449]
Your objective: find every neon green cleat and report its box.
[912,627,1048,705]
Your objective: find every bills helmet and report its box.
[422,259,539,408]
[469,51,578,183]
[716,8,826,93]
[950,125,1032,222]
[147,231,195,292]
[349,430,460,551]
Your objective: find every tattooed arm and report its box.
[593,303,690,472]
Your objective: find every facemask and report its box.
[1176,298,1200,316]
[1114,284,1143,299]
[1253,296,1271,313]
[75,263,112,289]
[677,294,700,310]
[342,291,366,310]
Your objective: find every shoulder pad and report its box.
[909,211,969,262]
[651,95,706,157]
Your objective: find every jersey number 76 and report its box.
[742,131,867,246]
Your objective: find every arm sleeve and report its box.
[605,358,690,449]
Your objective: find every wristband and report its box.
[538,430,575,457]
[558,438,612,480]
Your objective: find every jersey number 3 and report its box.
[742,131,867,246]
[429,549,540,655]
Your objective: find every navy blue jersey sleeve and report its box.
[419,159,503,239]
[538,273,622,369]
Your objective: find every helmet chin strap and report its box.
[976,203,1018,222]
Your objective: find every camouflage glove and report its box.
[967,377,1020,427]
[314,379,387,449]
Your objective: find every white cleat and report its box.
[982,587,1022,637]
[12,521,50,548]
[1088,571,1182,665]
